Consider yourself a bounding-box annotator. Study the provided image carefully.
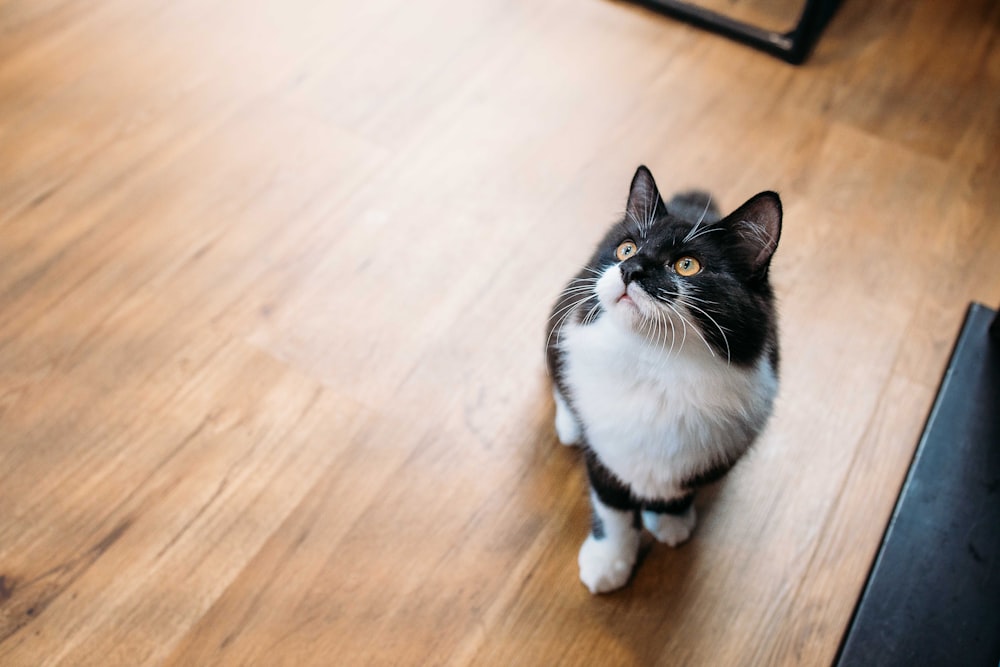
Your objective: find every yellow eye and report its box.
[615,240,637,261]
[674,256,702,276]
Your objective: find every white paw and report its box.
[577,532,639,594]
[642,505,697,547]
[553,389,581,446]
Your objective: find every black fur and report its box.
[547,167,780,380]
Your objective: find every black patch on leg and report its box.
[585,448,640,533]
[585,449,636,511]
[643,493,695,515]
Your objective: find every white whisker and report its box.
[559,285,599,297]
[656,288,717,360]
[545,293,597,350]
[682,195,713,244]
[676,291,718,306]
[695,195,712,227]
[664,301,688,356]
[581,301,602,327]
[681,299,731,364]
[684,226,725,243]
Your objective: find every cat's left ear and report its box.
[724,191,782,275]
[625,165,668,226]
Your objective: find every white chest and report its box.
[559,316,776,500]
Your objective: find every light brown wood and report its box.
[2,0,998,664]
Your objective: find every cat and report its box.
[545,165,782,594]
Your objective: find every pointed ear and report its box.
[724,191,782,274]
[625,165,667,227]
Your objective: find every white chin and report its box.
[612,299,646,329]
[595,269,648,329]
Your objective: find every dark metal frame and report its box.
[627,0,843,65]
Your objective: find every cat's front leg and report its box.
[578,489,640,594]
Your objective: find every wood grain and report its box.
[2,0,999,664]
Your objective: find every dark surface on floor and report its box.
[836,303,1000,667]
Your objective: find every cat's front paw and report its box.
[577,532,639,594]
[641,505,697,547]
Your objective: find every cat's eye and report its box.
[674,256,702,276]
[615,240,638,261]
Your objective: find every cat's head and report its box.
[589,165,781,364]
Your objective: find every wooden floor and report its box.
[2,0,998,664]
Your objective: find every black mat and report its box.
[835,303,1000,666]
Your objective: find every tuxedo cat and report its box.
[545,166,781,593]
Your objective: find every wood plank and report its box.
[0,334,368,665]
[1,0,999,664]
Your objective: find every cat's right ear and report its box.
[724,191,782,276]
[626,165,667,226]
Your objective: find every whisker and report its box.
[649,189,660,233]
[547,293,594,325]
[560,283,598,293]
[559,278,600,295]
[678,193,713,244]
[681,299,731,364]
[695,194,712,227]
[657,312,670,370]
[656,289,716,359]
[658,307,674,363]
[639,309,655,350]
[659,287,718,308]
[625,209,643,238]
[664,301,688,356]
[559,285,599,297]
[545,295,598,356]
[650,307,663,352]
[682,222,700,243]
[677,305,716,359]
[669,307,681,357]
[684,227,725,243]
[580,301,602,327]
[677,292,718,306]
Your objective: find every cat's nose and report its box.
[620,260,643,285]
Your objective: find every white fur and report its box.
[553,387,581,446]
[642,506,697,546]
[558,267,777,502]
[578,491,640,593]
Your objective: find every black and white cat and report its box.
[545,166,782,594]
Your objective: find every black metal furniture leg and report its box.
[625,0,842,65]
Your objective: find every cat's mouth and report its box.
[617,283,642,306]
[596,268,652,324]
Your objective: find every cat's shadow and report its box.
[627,480,722,595]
